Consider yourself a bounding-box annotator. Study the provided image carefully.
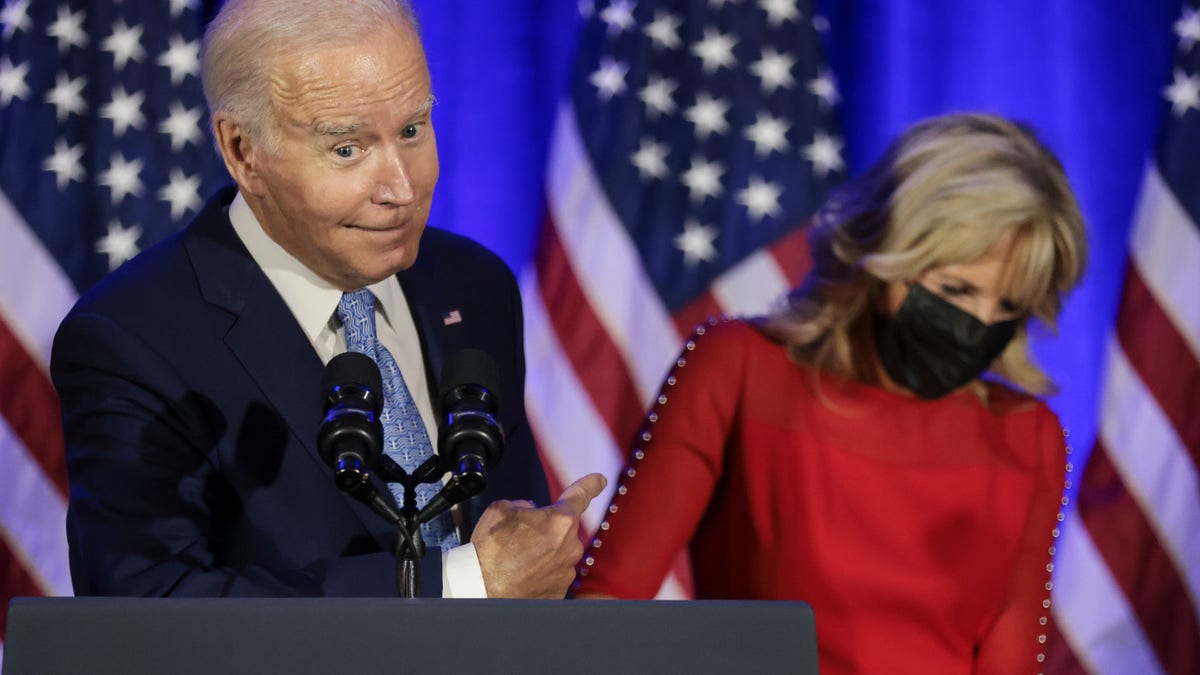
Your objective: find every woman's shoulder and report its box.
[684,316,788,353]
[983,380,1057,419]
[981,381,1068,470]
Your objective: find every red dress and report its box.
[575,320,1066,675]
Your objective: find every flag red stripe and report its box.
[1116,263,1200,460]
[534,217,647,451]
[1076,441,1200,672]
[1043,615,1092,675]
[0,319,67,496]
[672,290,723,339]
[0,532,47,642]
[768,224,814,286]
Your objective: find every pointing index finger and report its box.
[553,473,607,516]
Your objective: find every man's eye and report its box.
[335,145,357,158]
[401,124,419,139]
[939,284,969,296]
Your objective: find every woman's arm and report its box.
[573,320,752,599]
[975,406,1068,673]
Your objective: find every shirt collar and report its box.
[228,191,404,342]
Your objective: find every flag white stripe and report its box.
[545,104,679,402]
[0,191,78,366]
[1128,164,1200,359]
[711,248,792,318]
[0,418,71,597]
[1099,338,1200,614]
[1052,517,1166,675]
[521,267,622,530]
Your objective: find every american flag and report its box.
[1048,2,1200,673]
[0,0,227,662]
[520,0,841,597]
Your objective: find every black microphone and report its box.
[317,352,393,517]
[431,349,503,509]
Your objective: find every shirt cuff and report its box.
[442,543,488,598]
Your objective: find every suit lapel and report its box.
[398,241,476,539]
[183,189,396,549]
[397,256,450,408]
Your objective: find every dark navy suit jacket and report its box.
[51,187,550,597]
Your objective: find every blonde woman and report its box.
[574,113,1087,674]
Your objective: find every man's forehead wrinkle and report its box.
[261,32,434,138]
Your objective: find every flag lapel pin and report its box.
[442,309,463,326]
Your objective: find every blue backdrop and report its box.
[412,0,1182,488]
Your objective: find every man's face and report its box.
[243,23,438,290]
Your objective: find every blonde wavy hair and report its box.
[762,113,1087,396]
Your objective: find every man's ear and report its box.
[212,113,267,195]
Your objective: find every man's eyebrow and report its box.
[315,121,360,136]
[411,94,436,119]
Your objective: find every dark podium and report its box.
[3,597,818,674]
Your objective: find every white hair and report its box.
[201,0,420,152]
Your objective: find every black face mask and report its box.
[873,283,1018,399]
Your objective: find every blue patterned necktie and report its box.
[337,289,459,549]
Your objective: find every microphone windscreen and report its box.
[322,351,383,404]
[439,348,501,409]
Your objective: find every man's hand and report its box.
[472,473,607,599]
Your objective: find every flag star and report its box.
[708,0,745,8]
[1176,7,1200,51]
[578,0,595,20]
[803,131,845,177]
[101,86,146,137]
[1165,68,1200,116]
[675,220,718,266]
[691,28,738,74]
[159,101,204,150]
[630,138,670,180]
[99,153,145,205]
[684,92,730,140]
[600,0,636,36]
[643,10,682,50]
[47,6,88,53]
[46,72,87,121]
[744,112,791,157]
[0,56,30,104]
[639,75,677,118]
[758,0,802,27]
[589,56,629,101]
[749,47,796,93]
[43,139,86,190]
[0,0,31,39]
[159,168,203,219]
[736,176,783,221]
[680,156,725,202]
[95,220,143,271]
[169,0,200,18]
[812,14,830,34]
[102,19,146,70]
[158,35,200,85]
[808,68,840,108]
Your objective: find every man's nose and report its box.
[371,150,415,205]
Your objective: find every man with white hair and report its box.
[51,0,603,599]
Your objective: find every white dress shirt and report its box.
[228,192,487,598]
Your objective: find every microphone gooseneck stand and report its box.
[375,454,446,598]
[320,349,503,597]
